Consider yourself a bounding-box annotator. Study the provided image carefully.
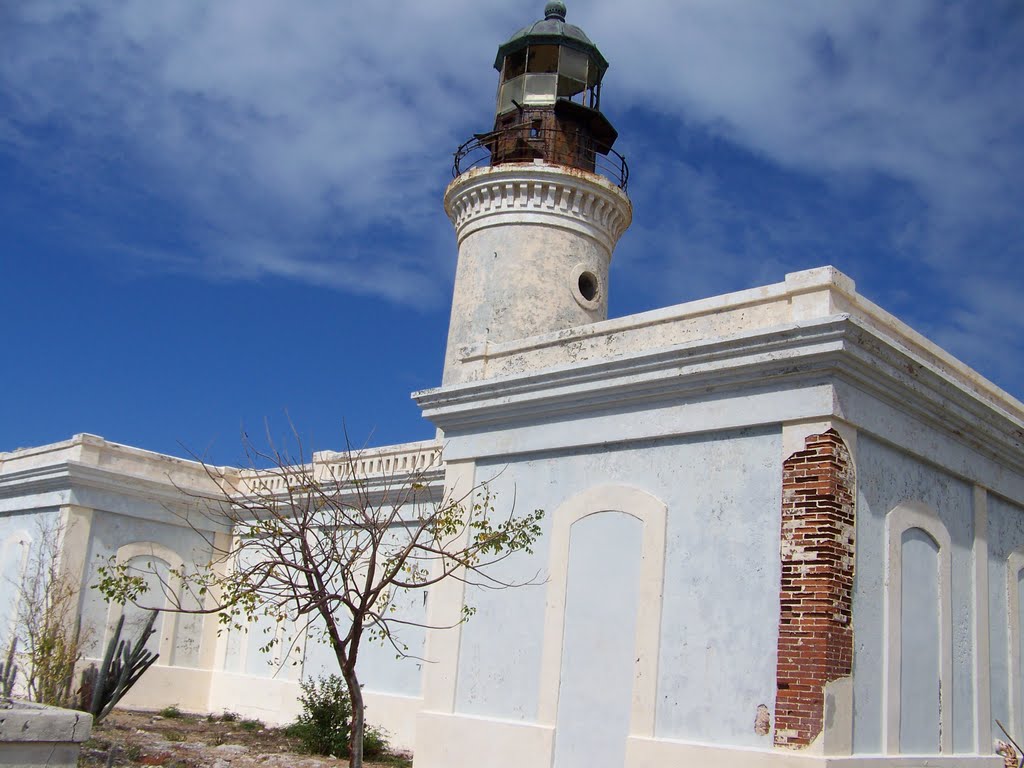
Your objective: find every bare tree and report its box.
[15,517,91,707]
[97,428,543,768]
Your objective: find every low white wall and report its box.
[0,701,92,768]
[414,711,554,768]
[111,664,214,713]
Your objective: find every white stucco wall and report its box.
[852,435,975,755]
[452,427,782,749]
[300,584,426,698]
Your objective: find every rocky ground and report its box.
[78,709,411,768]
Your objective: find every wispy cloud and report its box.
[0,0,515,304]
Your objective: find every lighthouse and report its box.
[442,2,633,384]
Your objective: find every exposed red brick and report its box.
[773,429,854,749]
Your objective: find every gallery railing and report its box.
[453,124,629,190]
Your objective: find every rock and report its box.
[214,743,248,754]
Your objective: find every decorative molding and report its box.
[432,265,1021,429]
[418,317,851,424]
[625,735,1004,767]
[444,164,632,253]
[0,461,223,512]
[56,505,94,612]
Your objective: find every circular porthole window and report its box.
[570,264,602,310]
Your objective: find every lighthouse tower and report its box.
[442,1,633,384]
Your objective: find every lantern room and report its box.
[453,2,626,187]
[493,1,607,115]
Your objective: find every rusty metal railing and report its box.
[453,124,629,190]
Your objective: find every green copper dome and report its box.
[493,3,609,77]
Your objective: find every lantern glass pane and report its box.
[497,76,525,114]
[523,73,557,105]
[558,75,586,101]
[527,45,560,74]
[503,50,526,81]
[559,48,589,82]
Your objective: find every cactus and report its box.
[87,611,159,723]
[1,638,17,698]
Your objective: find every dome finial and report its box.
[544,1,567,22]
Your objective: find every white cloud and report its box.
[597,0,1022,216]
[0,0,515,301]
[1,0,1021,384]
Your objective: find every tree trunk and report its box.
[344,666,364,768]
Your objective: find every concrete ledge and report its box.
[0,699,92,768]
[625,736,1003,768]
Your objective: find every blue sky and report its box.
[2,1,1022,465]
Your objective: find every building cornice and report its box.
[415,314,1024,480]
[0,459,229,526]
[418,316,851,426]
[0,436,447,526]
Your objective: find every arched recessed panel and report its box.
[553,511,642,768]
[883,502,952,755]
[107,542,185,665]
[122,554,170,658]
[899,527,941,754]
[537,484,667,740]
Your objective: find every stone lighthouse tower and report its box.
[442,1,632,384]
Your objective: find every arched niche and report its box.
[882,501,952,755]
[537,484,667,743]
[105,541,185,664]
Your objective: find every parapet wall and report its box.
[447,266,1024,431]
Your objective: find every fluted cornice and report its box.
[444,164,632,253]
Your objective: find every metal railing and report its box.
[453,124,629,190]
